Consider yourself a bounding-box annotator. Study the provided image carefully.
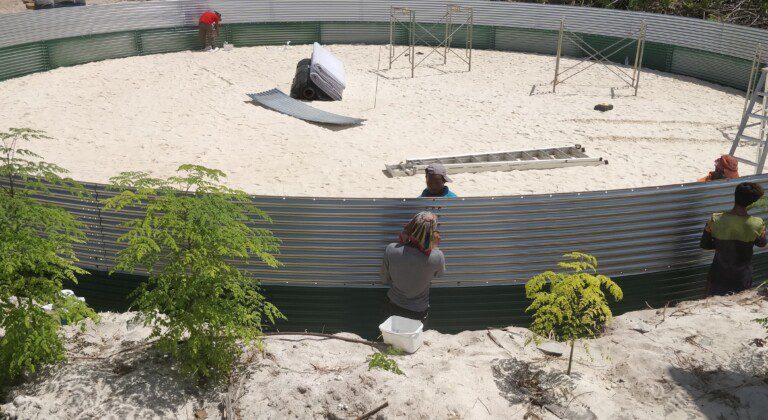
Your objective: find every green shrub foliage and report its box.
[367,348,403,375]
[0,128,97,388]
[104,165,284,381]
[525,252,623,375]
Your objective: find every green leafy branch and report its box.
[367,347,403,375]
[104,165,284,382]
[0,128,97,390]
[525,252,623,376]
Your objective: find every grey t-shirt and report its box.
[379,242,446,312]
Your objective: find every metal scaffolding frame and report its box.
[388,5,473,78]
[552,18,647,95]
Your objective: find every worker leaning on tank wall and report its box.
[379,212,446,330]
[198,10,222,52]
[419,163,458,198]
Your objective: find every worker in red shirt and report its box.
[199,10,221,51]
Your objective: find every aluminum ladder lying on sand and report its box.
[384,145,607,177]
[730,68,768,174]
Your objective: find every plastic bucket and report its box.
[379,316,424,353]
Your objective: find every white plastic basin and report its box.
[379,315,424,354]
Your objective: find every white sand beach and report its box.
[0,44,755,198]
[2,291,767,419]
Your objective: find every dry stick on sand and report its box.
[263,332,387,351]
[654,301,671,327]
[356,401,389,420]
[473,397,491,415]
[373,45,383,109]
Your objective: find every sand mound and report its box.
[2,292,767,419]
[0,44,750,198]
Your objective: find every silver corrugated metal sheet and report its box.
[248,89,364,124]
[13,175,768,288]
[0,0,766,61]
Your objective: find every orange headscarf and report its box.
[716,155,739,178]
[698,155,739,182]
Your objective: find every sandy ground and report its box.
[0,44,757,198]
[1,291,767,419]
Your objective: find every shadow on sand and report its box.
[666,354,768,419]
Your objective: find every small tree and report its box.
[0,128,97,389]
[104,165,284,382]
[525,252,623,376]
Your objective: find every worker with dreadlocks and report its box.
[380,211,446,327]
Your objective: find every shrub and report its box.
[104,165,284,382]
[0,128,97,389]
[367,347,403,375]
[525,252,623,375]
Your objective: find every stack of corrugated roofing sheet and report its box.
[309,42,346,100]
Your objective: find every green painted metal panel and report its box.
[494,26,581,57]
[320,22,392,45]
[411,22,446,47]
[0,42,47,81]
[0,22,758,91]
[450,25,492,50]
[66,251,768,340]
[47,32,138,68]
[671,47,753,90]
[579,33,642,65]
[641,42,674,73]
[139,27,200,55]
[229,22,320,47]
[405,23,492,50]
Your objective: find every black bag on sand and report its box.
[290,58,332,101]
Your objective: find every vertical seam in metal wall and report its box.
[40,41,52,71]
[133,30,144,55]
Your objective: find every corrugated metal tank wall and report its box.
[0,1,766,87]
[1,1,767,336]
[18,176,768,337]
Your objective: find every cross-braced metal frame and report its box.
[552,19,647,95]
[388,5,473,78]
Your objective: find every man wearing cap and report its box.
[199,10,222,51]
[419,163,457,198]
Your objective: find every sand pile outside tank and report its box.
[0,44,753,198]
[1,291,767,419]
